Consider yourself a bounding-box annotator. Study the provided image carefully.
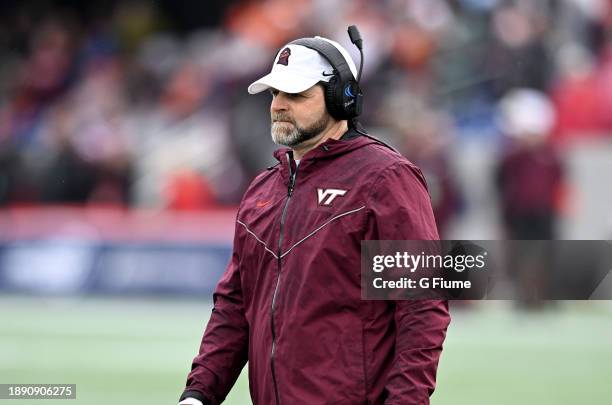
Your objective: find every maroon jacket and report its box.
[182,132,450,405]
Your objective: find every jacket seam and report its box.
[280,205,366,258]
[363,162,402,221]
[361,323,369,403]
[364,161,404,205]
[237,206,367,261]
[236,219,279,259]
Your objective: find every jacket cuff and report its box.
[179,390,211,405]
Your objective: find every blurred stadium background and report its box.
[1,0,612,403]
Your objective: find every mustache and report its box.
[271,113,295,124]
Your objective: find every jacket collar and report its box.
[272,129,378,163]
[272,130,381,183]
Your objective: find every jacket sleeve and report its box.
[181,220,249,405]
[366,161,451,405]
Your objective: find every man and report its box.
[179,31,450,405]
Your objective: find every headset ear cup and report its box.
[347,81,362,117]
[324,77,360,120]
[324,76,343,120]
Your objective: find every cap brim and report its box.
[248,70,321,95]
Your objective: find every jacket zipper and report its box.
[270,153,297,405]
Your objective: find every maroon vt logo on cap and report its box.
[277,47,291,66]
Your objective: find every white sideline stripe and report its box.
[280,205,366,258]
[237,220,279,259]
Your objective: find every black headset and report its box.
[288,26,364,121]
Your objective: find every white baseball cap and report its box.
[247,37,358,95]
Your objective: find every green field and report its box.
[1,297,611,404]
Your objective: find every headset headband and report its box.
[288,38,355,84]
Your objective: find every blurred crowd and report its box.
[1,0,612,238]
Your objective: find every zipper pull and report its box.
[286,151,297,197]
[288,176,295,196]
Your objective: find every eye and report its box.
[268,89,305,100]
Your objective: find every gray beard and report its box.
[271,113,330,147]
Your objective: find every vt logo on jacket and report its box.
[317,188,347,206]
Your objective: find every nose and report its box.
[270,91,288,114]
